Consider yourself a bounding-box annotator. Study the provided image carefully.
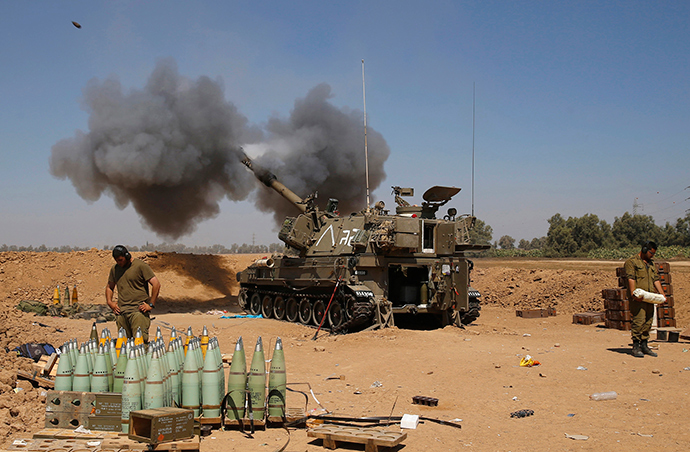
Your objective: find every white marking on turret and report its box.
[315,224,336,247]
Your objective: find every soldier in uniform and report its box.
[105,245,161,343]
[624,241,664,358]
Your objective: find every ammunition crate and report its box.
[516,309,549,318]
[658,318,677,328]
[605,310,632,322]
[604,298,630,311]
[659,273,672,284]
[129,407,194,444]
[661,284,673,296]
[602,288,628,301]
[605,319,632,331]
[87,415,121,432]
[658,295,674,308]
[656,262,670,273]
[657,307,675,319]
[617,276,628,288]
[615,267,626,277]
[45,391,122,430]
[573,312,605,325]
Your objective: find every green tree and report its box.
[469,218,493,246]
[529,236,547,250]
[611,212,660,248]
[518,239,530,250]
[544,213,578,256]
[498,235,515,249]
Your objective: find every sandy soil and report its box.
[0,250,688,451]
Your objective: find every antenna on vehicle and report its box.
[472,82,476,218]
[362,59,371,212]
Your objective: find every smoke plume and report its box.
[50,59,390,239]
[252,83,390,223]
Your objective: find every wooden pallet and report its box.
[307,425,406,452]
[16,370,54,389]
[3,436,198,452]
[267,407,306,426]
[656,327,683,342]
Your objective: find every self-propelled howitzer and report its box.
[236,153,489,332]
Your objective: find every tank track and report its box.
[239,287,376,333]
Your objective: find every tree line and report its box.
[469,211,690,258]
[0,243,283,255]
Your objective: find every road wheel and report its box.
[248,293,262,315]
[261,295,274,319]
[344,294,356,320]
[298,298,312,325]
[286,297,299,322]
[328,300,344,329]
[273,296,286,320]
[312,300,326,326]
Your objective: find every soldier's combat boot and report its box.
[631,340,644,358]
[640,340,657,357]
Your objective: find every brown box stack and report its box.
[655,262,676,327]
[602,262,674,331]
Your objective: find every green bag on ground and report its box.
[16,300,48,316]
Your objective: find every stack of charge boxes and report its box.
[602,262,674,330]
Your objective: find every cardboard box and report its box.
[129,408,194,444]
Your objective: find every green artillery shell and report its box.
[181,339,201,417]
[226,337,247,421]
[201,338,221,418]
[268,337,286,418]
[144,345,164,409]
[121,347,142,433]
[248,337,266,420]
[72,344,91,392]
[113,341,128,393]
[90,344,110,393]
[54,344,73,391]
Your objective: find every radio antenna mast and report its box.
[362,59,371,211]
[472,82,476,218]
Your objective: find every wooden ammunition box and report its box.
[657,307,675,319]
[661,284,673,296]
[615,267,626,277]
[573,312,605,325]
[617,276,628,288]
[87,415,121,432]
[605,319,632,331]
[602,288,628,301]
[604,298,630,311]
[606,310,632,321]
[129,408,194,444]
[659,295,674,308]
[659,273,672,284]
[658,318,677,328]
[656,262,670,273]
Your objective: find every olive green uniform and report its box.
[624,254,660,342]
[109,259,155,343]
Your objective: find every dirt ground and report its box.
[1,250,689,451]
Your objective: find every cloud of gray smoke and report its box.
[50,60,390,239]
[253,83,390,223]
[50,58,257,239]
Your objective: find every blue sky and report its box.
[1,1,688,248]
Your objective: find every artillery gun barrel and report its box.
[241,153,306,213]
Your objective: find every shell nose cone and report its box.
[255,337,263,352]
[275,337,283,350]
[236,336,244,351]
